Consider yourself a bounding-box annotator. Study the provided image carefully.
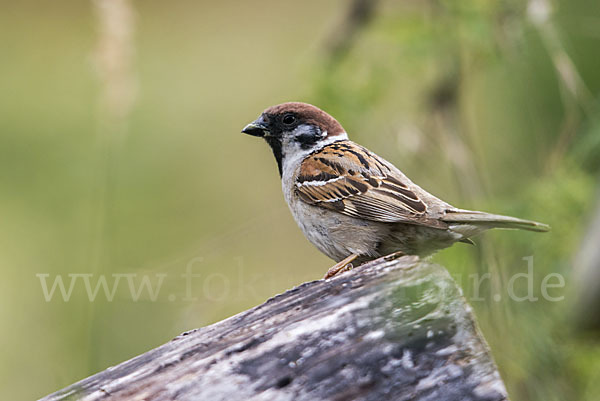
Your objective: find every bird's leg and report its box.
[324,254,359,279]
[380,251,405,262]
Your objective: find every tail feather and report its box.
[443,209,550,233]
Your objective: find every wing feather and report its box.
[295,141,447,229]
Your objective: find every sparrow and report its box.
[242,102,549,278]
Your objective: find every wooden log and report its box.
[40,255,508,401]
[574,192,600,331]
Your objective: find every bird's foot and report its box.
[324,254,359,279]
[359,251,407,269]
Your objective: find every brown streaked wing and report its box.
[295,141,447,229]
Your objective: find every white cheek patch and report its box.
[292,124,314,135]
[292,124,322,140]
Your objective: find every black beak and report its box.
[242,116,269,137]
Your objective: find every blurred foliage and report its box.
[0,0,599,400]
[310,1,600,401]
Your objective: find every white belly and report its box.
[284,190,385,262]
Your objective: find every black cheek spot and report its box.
[295,134,319,150]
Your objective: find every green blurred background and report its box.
[1,0,599,399]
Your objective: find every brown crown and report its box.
[263,102,346,137]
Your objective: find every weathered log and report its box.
[40,255,508,401]
[574,190,600,332]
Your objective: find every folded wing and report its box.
[295,141,448,229]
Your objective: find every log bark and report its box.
[574,190,600,332]
[40,255,508,401]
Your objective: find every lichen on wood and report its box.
[40,255,508,401]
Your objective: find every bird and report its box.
[242,102,549,278]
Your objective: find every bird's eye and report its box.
[282,114,296,125]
